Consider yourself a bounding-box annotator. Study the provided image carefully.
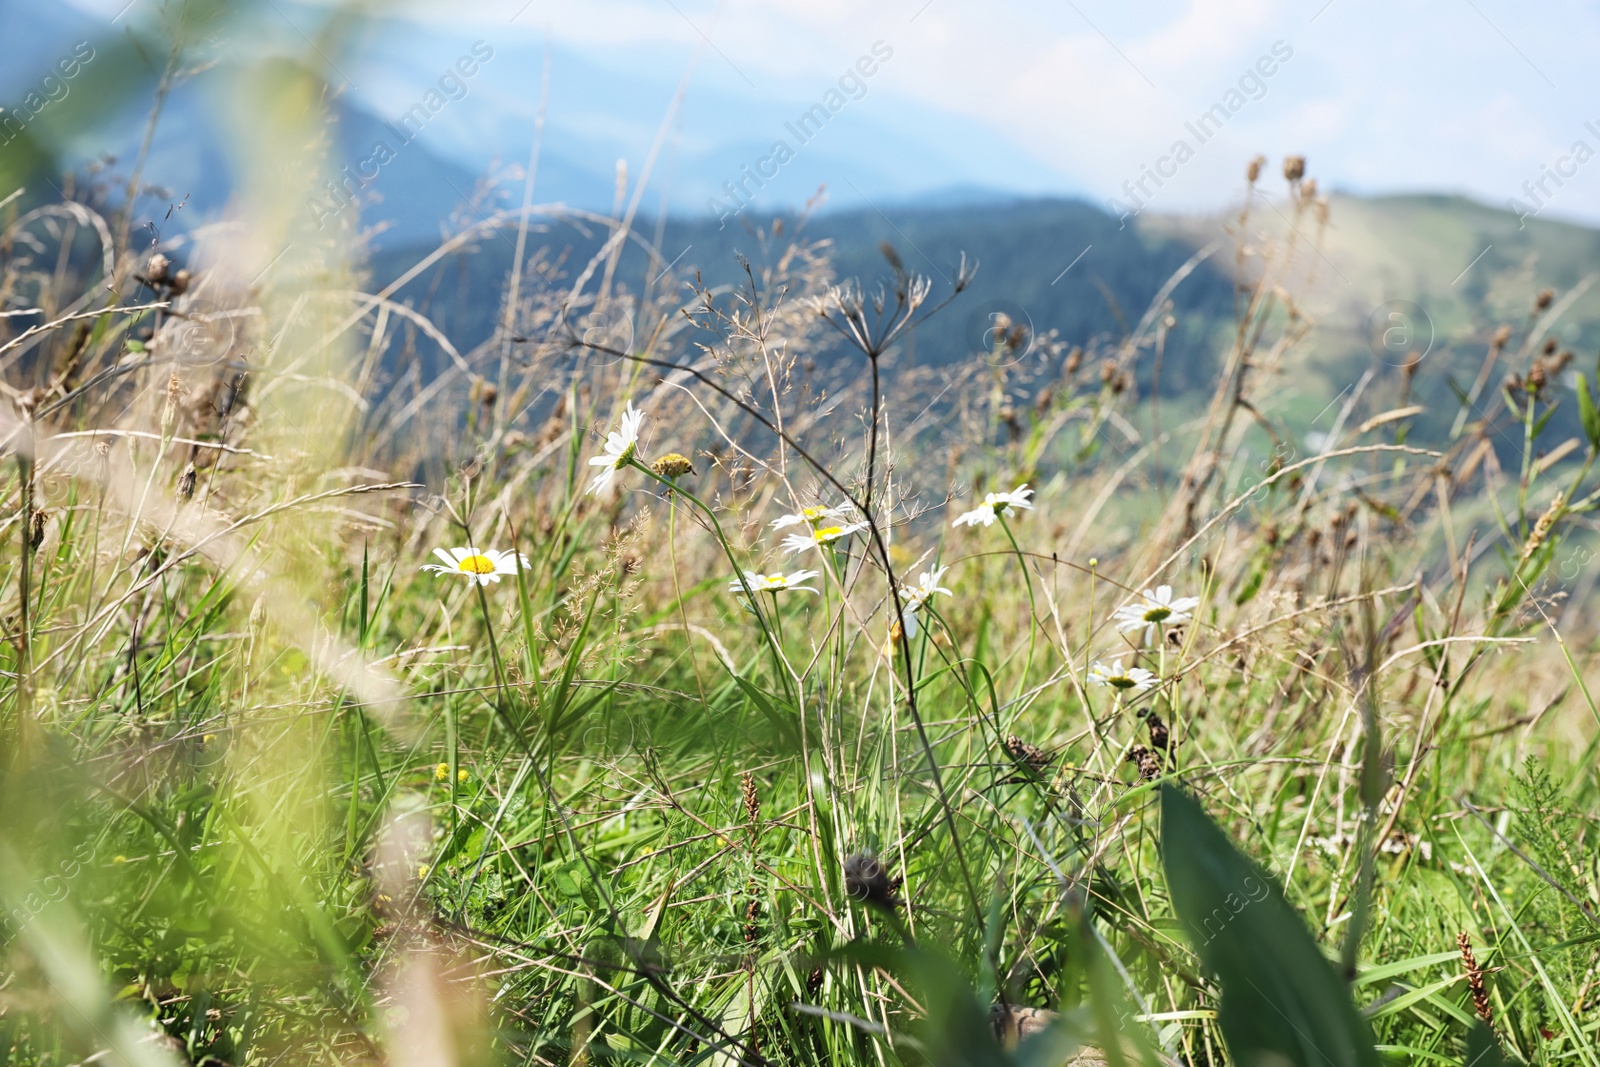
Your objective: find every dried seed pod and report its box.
[1142,711,1171,755]
[1283,155,1306,182]
[145,253,172,285]
[1492,324,1512,348]
[178,463,197,500]
[992,1004,1056,1046]
[1535,288,1555,312]
[1004,734,1053,774]
[843,852,900,908]
[1125,745,1162,781]
[1246,155,1265,183]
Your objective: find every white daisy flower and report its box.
[1112,585,1201,646]
[729,570,820,594]
[1087,658,1157,693]
[780,521,869,554]
[421,546,529,586]
[894,565,953,639]
[900,565,952,611]
[770,503,855,530]
[952,484,1035,528]
[586,399,644,495]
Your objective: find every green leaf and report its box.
[1465,1021,1506,1067]
[1579,375,1600,451]
[1160,786,1381,1067]
[734,676,801,750]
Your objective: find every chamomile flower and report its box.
[771,503,855,530]
[1087,659,1157,694]
[729,570,821,594]
[421,546,528,586]
[952,484,1034,528]
[900,565,953,611]
[586,399,644,495]
[781,521,869,554]
[1112,585,1200,646]
[894,566,952,639]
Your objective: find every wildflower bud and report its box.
[1099,359,1117,383]
[169,269,191,297]
[146,253,172,286]
[29,509,46,551]
[1528,363,1548,392]
[479,382,497,406]
[248,594,267,635]
[651,453,694,479]
[1542,338,1558,356]
[1064,347,1083,374]
[1492,325,1512,348]
[178,462,197,500]
[1283,155,1306,182]
[1247,155,1264,183]
[1536,289,1555,311]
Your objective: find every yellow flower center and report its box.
[803,506,829,522]
[1110,676,1137,690]
[814,526,845,542]
[457,554,496,575]
[1143,606,1172,623]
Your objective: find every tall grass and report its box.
[3,11,1600,1067]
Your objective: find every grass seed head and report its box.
[740,771,761,827]
[1458,932,1495,1030]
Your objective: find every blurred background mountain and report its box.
[9,0,1600,453]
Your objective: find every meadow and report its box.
[2,44,1600,1067]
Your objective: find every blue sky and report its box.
[45,0,1600,226]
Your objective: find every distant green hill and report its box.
[369,192,1600,450]
[370,197,1238,396]
[1146,192,1600,447]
